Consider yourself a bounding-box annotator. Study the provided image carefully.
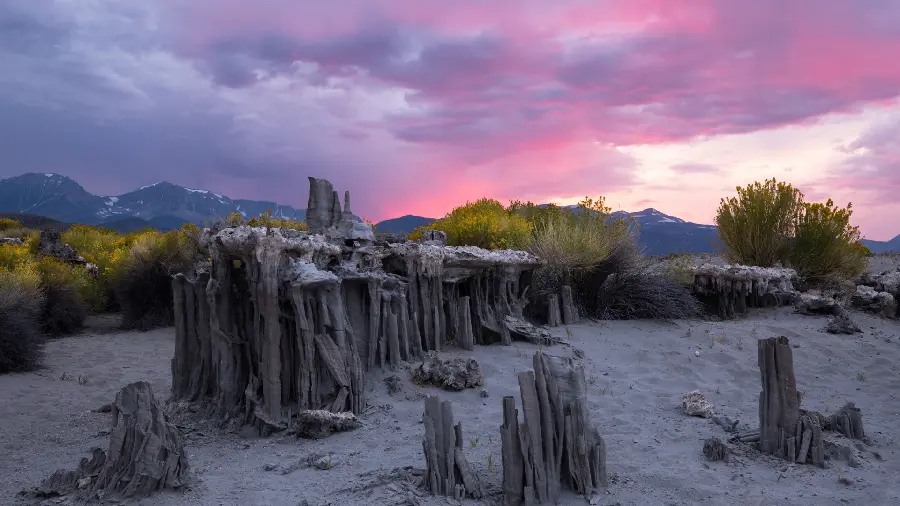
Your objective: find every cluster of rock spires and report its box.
[691,262,900,323]
[716,336,868,468]
[691,263,798,319]
[170,176,550,431]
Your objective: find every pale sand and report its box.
[2,308,900,506]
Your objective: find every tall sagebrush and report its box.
[0,267,45,373]
[788,199,867,283]
[114,228,203,330]
[33,256,90,336]
[62,224,140,311]
[716,178,804,267]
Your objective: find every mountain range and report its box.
[1,173,898,254]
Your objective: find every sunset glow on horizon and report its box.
[2,0,899,239]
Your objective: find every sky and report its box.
[1,1,899,240]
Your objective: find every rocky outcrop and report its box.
[411,355,484,391]
[28,382,188,501]
[306,177,374,242]
[795,292,842,315]
[824,312,862,335]
[35,229,99,277]
[757,337,826,467]
[851,285,897,317]
[422,396,483,500]
[170,177,543,430]
[692,264,798,319]
[858,270,900,318]
[500,352,607,505]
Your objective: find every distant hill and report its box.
[862,235,900,254]
[0,212,69,231]
[375,215,434,233]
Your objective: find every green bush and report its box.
[717,179,869,283]
[411,198,532,250]
[114,230,203,330]
[716,178,804,267]
[0,268,45,374]
[529,197,631,270]
[788,199,867,282]
[34,257,89,336]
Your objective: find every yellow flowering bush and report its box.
[410,198,532,250]
[717,179,868,282]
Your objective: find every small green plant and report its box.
[469,437,479,449]
[857,373,866,382]
[487,454,494,472]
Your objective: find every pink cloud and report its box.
[3,0,900,239]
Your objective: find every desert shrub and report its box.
[411,198,532,249]
[0,267,45,373]
[530,198,631,270]
[0,218,21,232]
[247,209,308,231]
[788,200,867,283]
[33,256,89,336]
[716,178,804,267]
[660,253,696,285]
[226,212,245,226]
[114,229,204,330]
[0,241,33,271]
[0,218,36,240]
[61,224,138,310]
[565,235,702,320]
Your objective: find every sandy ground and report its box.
[3,306,900,506]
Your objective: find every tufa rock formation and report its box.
[421,396,483,500]
[692,264,797,319]
[850,285,897,317]
[411,354,484,391]
[758,337,825,466]
[36,229,99,277]
[824,312,862,335]
[28,382,188,501]
[702,437,729,462]
[170,177,544,431]
[500,352,607,505]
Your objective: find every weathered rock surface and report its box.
[796,292,842,316]
[293,410,361,439]
[851,285,896,316]
[702,437,729,462]
[692,263,797,319]
[825,312,862,335]
[170,177,543,429]
[758,337,826,467]
[421,396,482,500]
[682,390,714,418]
[35,229,99,276]
[26,382,188,501]
[411,355,484,391]
[501,352,607,505]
